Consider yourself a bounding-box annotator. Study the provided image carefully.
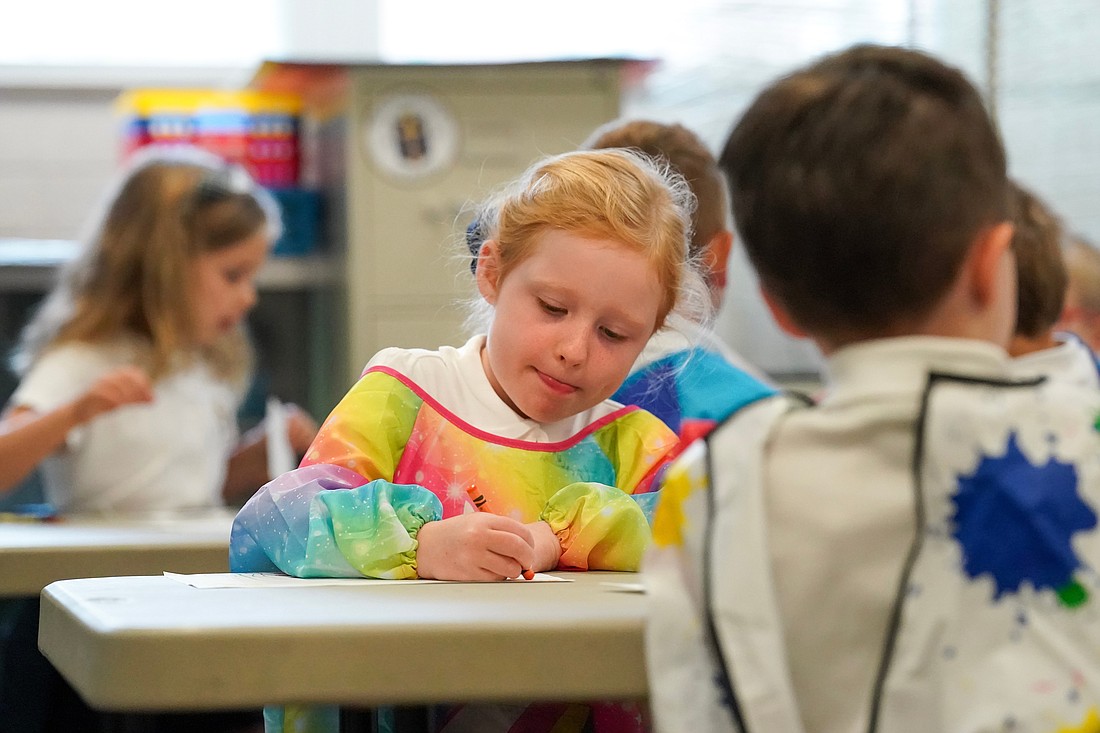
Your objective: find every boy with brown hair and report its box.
[1007,180,1100,385]
[646,44,1100,733]
[582,119,774,446]
[584,120,734,309]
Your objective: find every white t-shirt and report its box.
[364,334,622,444]
[13,338,240,514]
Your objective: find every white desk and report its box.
[39,571,647,713]
[0,510,236,598]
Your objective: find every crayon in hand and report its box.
[465,483,487,510]
[467,483,534,580]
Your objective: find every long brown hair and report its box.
[16,146,280,387]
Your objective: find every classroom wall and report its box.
[0,76,822,382]
[4,0,1100,385]
[0,87,120,240]
[0,84,328,427]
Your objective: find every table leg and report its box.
[392,706,432,732]
[339,705,433,733]
[340,707,373,733]
[98,713,157,733]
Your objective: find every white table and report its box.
[0,510,236,598]
[39,571,647,713]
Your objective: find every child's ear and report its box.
[475,240,503,305]
[969,221,1016,307]
[703,230,734,295]
[760,286,809,339]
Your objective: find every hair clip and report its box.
[466,218,487,274]
[194,165,253,206]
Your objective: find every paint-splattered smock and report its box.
[646,337,1100,733]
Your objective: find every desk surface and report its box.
[40,571,647,711]
[0,510,235,597]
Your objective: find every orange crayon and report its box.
[465,483,487,510]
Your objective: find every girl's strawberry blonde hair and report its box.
[15,146,281,390]
[467,147,710,332]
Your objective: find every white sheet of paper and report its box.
[265,397,296,478]
[163,571,571,589]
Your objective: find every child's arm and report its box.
[231,467,541,581]
[542,482,655,571]
[0,366,152,493]
[229,371,436,578]
[229,468,443,578]
[539,410,682,571]
[221,403,319,502]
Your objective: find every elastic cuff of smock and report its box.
[322,479,442,579]
[541,482,650,571]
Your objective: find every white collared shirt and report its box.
[364,334,622,444]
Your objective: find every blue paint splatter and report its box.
[951,432,1097,605]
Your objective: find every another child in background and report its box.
[578,120,774,445]
[1006,180,1100,385]
[231,148,704,733]
[1058,234,1100,351]
[646,44,1100,733]
[4,146,318,514]
[0,146,323,733]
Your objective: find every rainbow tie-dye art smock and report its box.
[646,342,1100,733]
[230,335,678,733]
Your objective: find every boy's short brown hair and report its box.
[720,44,1009,343]
[583,119,728,259]
[1009,181,1066,339]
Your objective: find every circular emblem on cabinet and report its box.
[365,92,459,182]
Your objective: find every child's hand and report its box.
[524,520,562,573]
[282,403,320,455]
[415,512,536,581]
[72,366,153,425]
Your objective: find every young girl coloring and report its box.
[230,148,705,732]
[1,146,318,515]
